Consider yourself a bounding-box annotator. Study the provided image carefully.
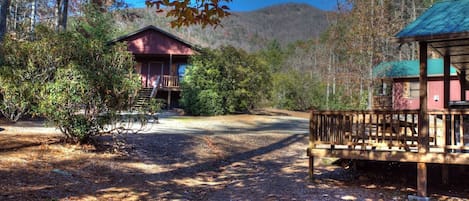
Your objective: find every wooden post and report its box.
[442,164,449,185]
[417,41,429,198]
[147,63,151,88]
[417,162,427,197]
[308,155,314,180]
[168,90,172,109]
[168,54,173,109]
[460,70,466,101]
[309,111,315,180]
[418,41,429,153]
[169,54,173,76]
[444,54,451,108]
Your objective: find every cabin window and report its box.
[373,79,392,96]
[403,82,419,98]
[379,83,387,95]
[178,64,187,81]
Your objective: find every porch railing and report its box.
[160,75,179,88]
[310,109,469,152]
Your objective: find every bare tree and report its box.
[54,0,69,31]
[0,0,10,41]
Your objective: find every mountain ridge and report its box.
[115,3,331,51]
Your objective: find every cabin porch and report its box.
[307,109,469,199]
[308,109,469,164]
[134,54,188,109]
[111,25,195,109]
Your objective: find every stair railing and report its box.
[150,76,161,98]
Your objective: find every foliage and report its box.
[144,98,165,115]
[0,5,140,143]
[270,69,367,111]
[146,0,232,28]
[258,40,285,72]
[271,71,323,111]
[0,27,66,122]
[181,46,271,115]
[72,3,116,41]
[0,68,35,121]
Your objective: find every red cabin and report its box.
[111,25,197,108]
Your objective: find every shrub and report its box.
[181,46,271,115]
[271,70,324,111]
[0,5,141,143]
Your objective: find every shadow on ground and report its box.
[0,114,468,200]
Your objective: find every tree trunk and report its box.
[12,2,17,30]
[326,48,332,109]
[55,0,69,31]
[30,0,36,33]
[55,0,61,31]
[60,0,68,30]
[0,0,10,41]
[332,53,336,95]
[411,0,416,60]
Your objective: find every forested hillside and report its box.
[1,0,437,114]
[113,3,330,51]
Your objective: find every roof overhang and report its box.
[109,25,200,52]
[395,33,469,70]
[394,0,469,72]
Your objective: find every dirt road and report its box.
[0,111,468,200]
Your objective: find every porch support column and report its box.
[308,154,314,180]
[168,90,172,109]
[169,54,173,76]
[418,41,429,153]
[416,162,428,198]
[444,54,451,108]
[417,41,429,198]
[442,164,449,185]
[168,54,173,109]
[460,70,466,101]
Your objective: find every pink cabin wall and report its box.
[125,30,194,55]
[393,79,469,110]
[116,27,194,88]
[135,57,189,88]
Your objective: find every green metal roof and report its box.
[373,59,457,78]
[396,0,469,39]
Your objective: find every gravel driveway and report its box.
[0,111,468,200]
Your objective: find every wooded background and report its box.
[0,0,437,111]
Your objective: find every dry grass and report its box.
[0,111,468,200]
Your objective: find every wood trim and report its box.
[460,70,467,101]
[444,55,451,108]
[428,37,469,44]
[308,149,469,165]
[452,61,469,65]
[394,32,469,43]
[417,162,427,197]
[418,41,429,153]
[393,76,459,82]
[110,25,196,50]
[431,43,469,49]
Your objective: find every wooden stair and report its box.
[133,88,153,110]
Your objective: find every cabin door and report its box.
[148,62,164,88]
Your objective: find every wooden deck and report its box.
[308,109,469,164]
[158,75,181,91]
[307,109,469,198]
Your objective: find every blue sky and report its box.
[125,0,338,11]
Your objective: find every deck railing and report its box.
[160,75,179,88]
[310,109,469,152]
